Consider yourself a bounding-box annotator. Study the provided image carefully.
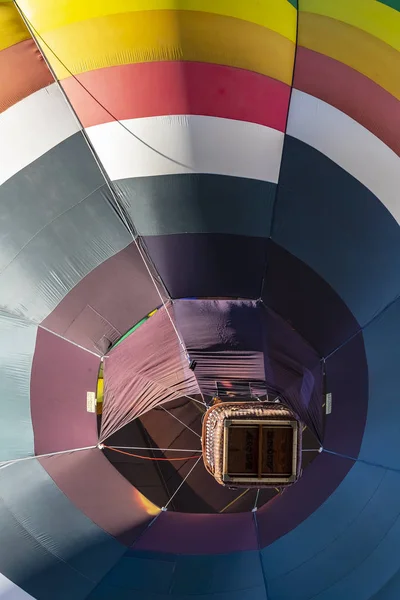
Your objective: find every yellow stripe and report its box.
[301,0,400,52]
[0,2,30,51]
[37,10,295,84]
[18,0,297,42]
[299,12,400,101]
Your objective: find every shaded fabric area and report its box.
[114,174,276,237]
[0,459,125,600]
[40,448,159,547]
[100,304,201,441]
[0,311,37,461]
[144,233,269,299]
[87,549,268,600]
[41,242,160,354]
[1,0,400,599]
[173,299,323,440]
[0,132,133,324]
[31,327,99,455]
[261,461,400,600]
[103,399,320,515]
[271,135,400,328]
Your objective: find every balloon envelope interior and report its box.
[0,1,400,599]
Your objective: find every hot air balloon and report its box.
[1,0,400,598]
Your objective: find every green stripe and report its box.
[111,309,160,349]
[378,0,400,11]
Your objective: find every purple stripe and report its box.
[324,333,368,457]
[173,299,323,438]
[41,242,159,354]
[143,234,268,299]
[134,511,258,554]
[263,241,360,356]
[40,448,156,546]
[31,328,99,454]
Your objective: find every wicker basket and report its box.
[202,401,302,488]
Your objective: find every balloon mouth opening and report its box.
[95,299,325,514]
[97,391,321,514]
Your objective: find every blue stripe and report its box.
[272,136,400,327]
[88,550,267,600]
[0,460,125,600]
[262,461,400,599]
[361,297,400,470]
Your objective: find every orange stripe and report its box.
[299,11,400,100]
[0,39,53,113]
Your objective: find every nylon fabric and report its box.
[262,462,400,600]
[272,136,400,328]
[87,550,267,600]
[33,10,295,83]
[18,0,297,41]
[287,90,400,223]
[0,2,30,51]
[101,304,200,441]
[359,297,400,471]
[298,11,400,100]
[301,0,400,51]
[85,115,284,183]
[0,1,399,599]
[61,62,290,130]
[0,132,132,323]
[41,242,161,353]
[115,175,276,237]
[0,83,80,185]
[0,459,125,600]
[143,233,269,299]
[0,311,37,461]
[40,448,159,546]
[0,40,53,113]
[378,0,400,12]
[173,299,323,439]
[293,47,400,156]
[31,328,99,455]
[0,574,36,599]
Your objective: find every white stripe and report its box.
[85,115,284,183]
[287,90,400,224]
[0,574,35,599]
[0,83,80,185]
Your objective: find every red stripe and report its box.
[294,46,400,156]
[61,61,290,131]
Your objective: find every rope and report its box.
[160,406,201,439]
[220,489,249,513]
[14,3,193,368]
[323,448,400,474]
[164,456,202,509]
[103,445,200,462]
[253,488,260,511]
[109,446,201,453]
[0,445,97,470]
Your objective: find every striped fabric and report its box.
[1,1,400,599]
